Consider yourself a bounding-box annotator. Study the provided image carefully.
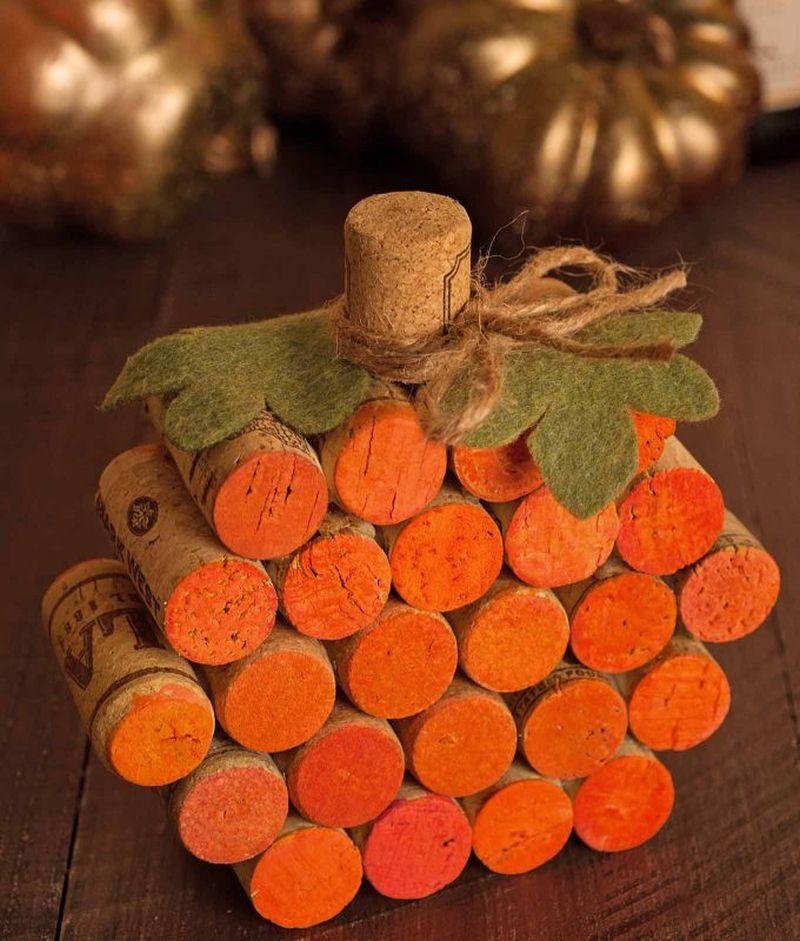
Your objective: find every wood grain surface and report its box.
[1,134,798,941]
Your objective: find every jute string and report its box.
[330,246,687,444]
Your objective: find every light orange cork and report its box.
[235,816,362,928]
[493,486,619,589]
[266,507,391,640]
[328,599,457,718]
[206,621,336,752]
[394,675,517,797]
[97,445,277,665]
[382,483,504,612]
[42,559,214,787]
[461,761,573,875]
[146,400,328,560]
[617,437,725,576]
[319,391,447,527]
[677,509,780,643]
[166,734,288,864]
[451,434,543,503]
[352,778,472,899]
[446,572,569,693]
[280,701,406,828]
[631,411,677,473]
[509,663,628,780]
[557,557,676,673]
[570,738,675,852]
[620,632,731,751]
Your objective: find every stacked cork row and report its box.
[43,391,779,929]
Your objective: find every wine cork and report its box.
[146,400,328,560]
[630,411,676,473]
[266,507,391,640]
[320,389,447,526]
[619,632,731,751]
[166,734,288,864]
[382,483,504,612]
[235,815,362,928]
[446,572,569,693]
[343,191,472,340]
[97,445,277,665]
[493,486,619,589]
[451,434,543,503]
[328,599,458,718]
[556,557,676,673]
[278,700,405,828]
[206,621,336,752]
[616,437,725,576]
[461,761,573,875]
[509,662,627,780]
[352,778,472,899]
[569,738,675,852]
[42,559,214,787]
[394,675,516,797]
[677,509,780,642]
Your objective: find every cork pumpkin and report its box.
[0,0,273,239]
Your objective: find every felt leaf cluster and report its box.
[102,309,373,451]
[444,310,719,518]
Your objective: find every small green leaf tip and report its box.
[102,309,373,452]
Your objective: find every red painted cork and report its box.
[206,621,336,752]
[557,558,676,673]
[394,675,517,797]
[354,779,472,899]
[462,762,573,875]
[451,434,543,503]
[493,486,619,589]
[617,437,725,576]
[328,599,457,718]
[678,509,780,643]
[447,572,569,693]
[235,817,362,928]
[167,735,288,863]
[267,507,391,640]
[631,411,676,473]
[571,739,675,852]
[383,483,504,612]
[281,701,406,828]
[510,663,628,780]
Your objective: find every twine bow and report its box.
[330,246,687,444]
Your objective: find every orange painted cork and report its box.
[383,483,504,612]
[206,621,336,752]
[320,391,447,527]
[266,507,391,640]
[557,557,676,673]
[451,434,543,503]
[620,632,731,751]
[677,509,780,643]
[509,663,628,780]
[147,399,328,560]
[280,701,405,828]
[166,734,288,864]
[42,560,214,787]
[352,778,472,899]
[97,445,277,665]
[631,411,676,473]
[235,816,362,928]
[493,486,619,589]
[328,599,457,718]
[617,437,725,576]
[570,738,675,852]
[394,675,517,797]
[461,761,573,875]
[446,572,569,693]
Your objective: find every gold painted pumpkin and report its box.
[0,0,273,239]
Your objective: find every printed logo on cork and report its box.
[127,496,159,536]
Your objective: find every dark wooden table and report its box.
[1,136,798,941]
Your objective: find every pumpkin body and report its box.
[0,0,272,239]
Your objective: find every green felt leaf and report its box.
[103,309,374,451]
[574,310,702,349]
